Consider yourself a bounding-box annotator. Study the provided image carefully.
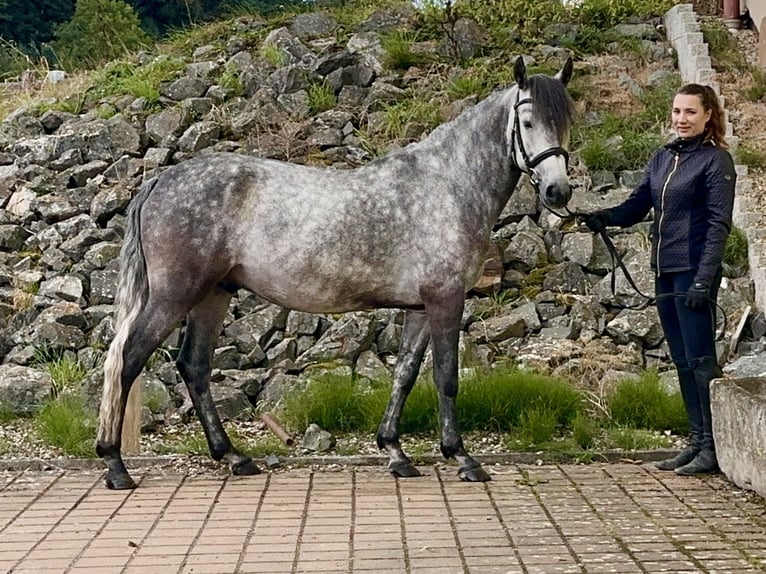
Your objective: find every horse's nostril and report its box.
[546,184,571,207]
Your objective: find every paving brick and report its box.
[3,463,766,573]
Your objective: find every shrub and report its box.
[53,0,151,70]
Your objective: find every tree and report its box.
[53,0,151,69]
[0,0,75,51]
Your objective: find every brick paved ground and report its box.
[1,462,766,574]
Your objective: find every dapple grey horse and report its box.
[97,56,576,489]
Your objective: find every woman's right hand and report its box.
[581,210,611,234]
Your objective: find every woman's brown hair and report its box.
[676,83,729,149]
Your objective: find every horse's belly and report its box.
[236,267,423,314]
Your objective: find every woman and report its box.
[583,83,736,475]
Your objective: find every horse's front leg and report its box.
[377,310,430,477]
[425,284,491,482]
[177,289,260,477]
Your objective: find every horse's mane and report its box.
[527,74,576,140]
[364,71,575,166]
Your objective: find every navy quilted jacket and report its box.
[606,135,736,286]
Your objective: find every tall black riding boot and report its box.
[676,357,721,475]
[655,367,701,471]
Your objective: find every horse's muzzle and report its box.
[543,181,572,209]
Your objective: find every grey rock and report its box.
[302,423,336,452]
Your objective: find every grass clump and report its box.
[35,394,97,458]
[31,345,88,398]
[278,366,584,438]
[280,374,378,433]
[307,80,337,114]
[381,31,430,70]
[605,370,688,435]
[89,55,186,105]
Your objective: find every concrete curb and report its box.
[0,449,682,472]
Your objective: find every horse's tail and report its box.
[99,178,157,455]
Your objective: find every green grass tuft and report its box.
[606,371,688,435]
[308,81,337,114]
[723,225,749,278]
[35,394,97,457]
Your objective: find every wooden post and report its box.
[260,413,294,446]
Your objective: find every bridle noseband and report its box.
[511,90,569,191]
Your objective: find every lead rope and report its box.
[541,203,727,338]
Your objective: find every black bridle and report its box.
[510,91,570,191]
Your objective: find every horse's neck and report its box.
[421,88,520,218]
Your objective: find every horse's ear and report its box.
[555,57,574,87]
[514,56,527,90]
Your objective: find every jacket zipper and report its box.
[656,153,680,276]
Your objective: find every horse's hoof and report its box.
[231,459,261,476]
[389,462,421,478]
[104,472,137,490]
[458,464,491,482]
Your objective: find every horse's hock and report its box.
[666,3,766,496]
[712,378,766,493]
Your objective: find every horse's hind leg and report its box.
[177,286,260,476]
[377,310,430,478]
[98,303,186,490]
[425,284,490,482]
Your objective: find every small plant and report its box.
[152,429,209,455]
[723,225,749,278]
[605,427,673,451]
[381,31,428,70]
[47,357,89,397]
[32,345,88,398]
[218,68,245,98]
[90,55,186,104]
[518,406,559,446]
[12,277,38,312]
[446,74,489,100]
[280,374,380,433]
[35,393,97,457]
[606,371,688,434]
[377,96,443,145]
[307,80,336,114]
[260,43,287,67]
[571,412,598,449]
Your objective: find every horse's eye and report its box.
[523,121,533,129]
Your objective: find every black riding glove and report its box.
[685,282,710,310]
[581,210,611,234]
